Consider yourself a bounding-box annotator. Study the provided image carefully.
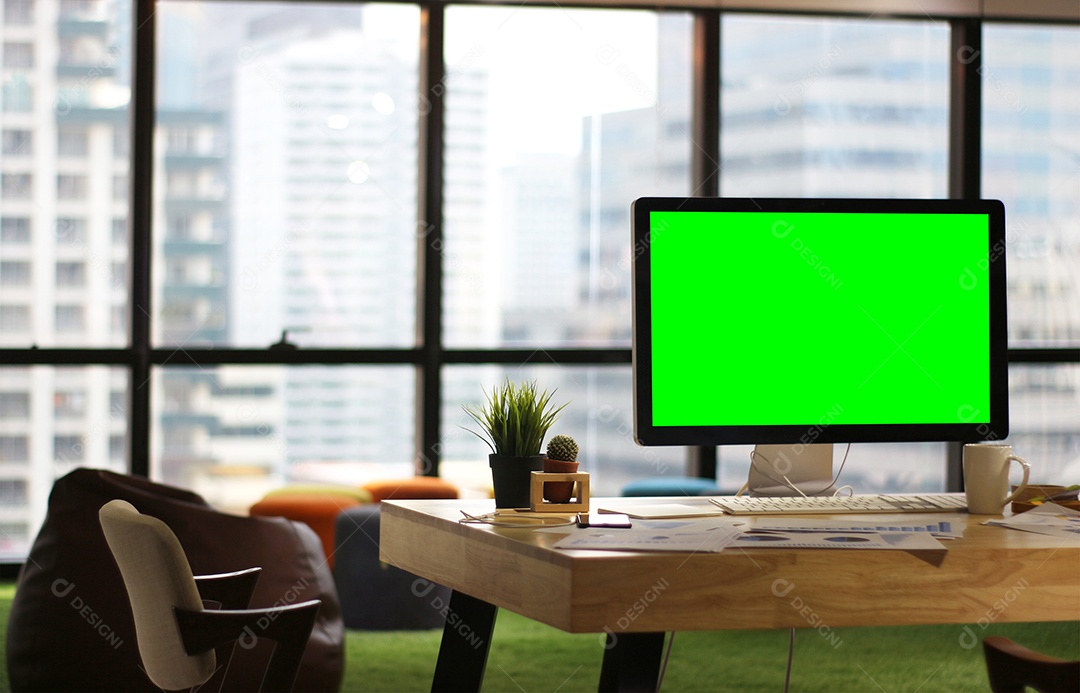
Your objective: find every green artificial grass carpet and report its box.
[2,581,1076,692]
[341,613,1078,693]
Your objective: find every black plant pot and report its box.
[489,454,545,509]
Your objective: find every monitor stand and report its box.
[747,443,835,497]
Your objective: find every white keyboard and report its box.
[709,493,968,515]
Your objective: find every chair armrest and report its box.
[175,600,321,693]
[983,636,1080,693]
[194,567,262,609]
[984,636,1074,665]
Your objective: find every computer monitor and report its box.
[631,197,1009,448]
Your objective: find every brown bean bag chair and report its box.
[6,469,344,692]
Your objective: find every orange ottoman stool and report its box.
[249,485,372,569]
[361,476,459,502]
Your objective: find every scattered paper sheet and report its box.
[551,517,947,551]
[553,519,740,552]
[983,503,1080,540]
[596,502,730,519]
[750,517,963,539]
[732,531,946,550]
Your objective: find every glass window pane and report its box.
[55,217,87,244]
[1,76,33,112]
[55,261,86,286]
[56,174,87,199]
[57,127,89,157]
[443,8,693,348]
[151,365,415,511]
[1,217,32,244]
[1,173,32,199]
[0,436,29,462]
[4,0,35,25]
[0,0,131,348]
[0,479,29,506]
[2,129,33,155]
[0,261,32,286]
[0,306,31,333]
[54,304,85,332]
[721,15,949,197]
[838,443,948,492]
[1004,364,1080,484]
[444,367,946,496]
[3,41,35,69]
[442,365,685,497]
[982,25,1080,347]
[0,392,31,418]
[714,442,947,494]
[153,2,419,348]
[0,366,128,560]
[718,15,951,489]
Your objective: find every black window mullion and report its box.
[945,17,983,490]
[1008,348,1080,364]
[128,0,157,477]
[948,18,982,201]
[687,9,722,480]
[416,3,447,477]
[692,10,721,199]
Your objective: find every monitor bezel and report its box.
[631,197,1009,447]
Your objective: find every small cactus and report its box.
[546,434,578,462]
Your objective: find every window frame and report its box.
[1,0,1077,497]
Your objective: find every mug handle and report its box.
[1001,456,1031,505]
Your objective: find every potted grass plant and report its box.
[463,379,568,508]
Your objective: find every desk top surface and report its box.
[379,497,1080,634]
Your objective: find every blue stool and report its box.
[333,504,451,630]
[621,476,721,497]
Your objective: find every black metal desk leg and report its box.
[598,631,666,692]
[431,589,498,693]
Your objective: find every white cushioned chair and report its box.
[99,499,322,692]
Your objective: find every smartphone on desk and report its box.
[576,512,632,528]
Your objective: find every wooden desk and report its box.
[380,498,1080,692]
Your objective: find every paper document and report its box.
[597,503,730,519]
[750,517,962,539]
[732,531,946,550]
[983,503,1080,540]
[553,519,740,552]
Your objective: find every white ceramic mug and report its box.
[963,444,1031,515]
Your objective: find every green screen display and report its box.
[647,210,993,429]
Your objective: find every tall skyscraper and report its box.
[0,0,240,552]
